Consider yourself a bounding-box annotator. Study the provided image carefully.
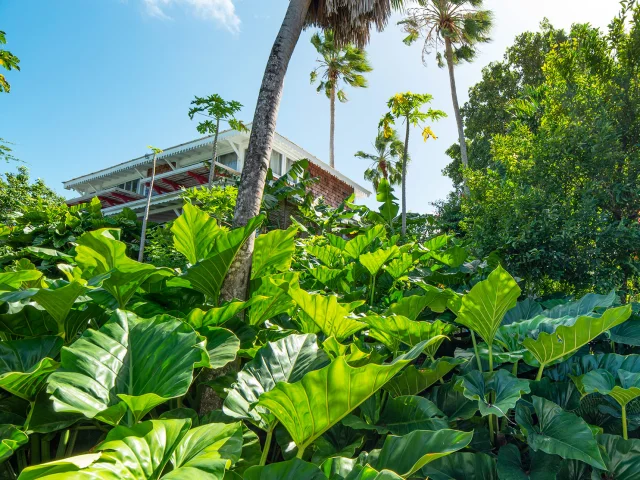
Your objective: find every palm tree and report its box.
[380,92,446,235]
[221,0,406,303]
[356,129,404,190]
[311,30,373,168]
[400,0,493,193]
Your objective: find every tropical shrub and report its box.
[0,193,639,479]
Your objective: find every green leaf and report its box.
[386,293,447,320]
[384,254,414,280]
[343,225,386,259]
[31,281,87,335]
[0,336,62,400]
[365,315,453,357]
[257,342,426,451]
[46,311,205,426]
[426,380,478,421]
[578,369,640,406]
[289,288,366,341]
[456,369,531,417]
[384,357,464,397]
[455,265,520,349]
[377,395,448,434]
[185,301,249,329]
[429,245,468,268]
[359,246,400,277]
[543,290,617,318]
[515,396,606,470]
[420,452,497,480]
[0,424,28,463]
[523,305,632,368]
[182,215,264,304]
[244,458,326,480]
[496,443,561,480]
[248,276,296,326]
[0,304,56,338]
[251,226,297,279]
[373,429,473,477]
[171,202,221,265]
[199,327,240,370]
[75,229,172,308]
[503,298,543,325]
[0,270,42,291]
[307,244,344,268]
[223,334,329,431]
[594,434,640,480]
[19,419,243,479]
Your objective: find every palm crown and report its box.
[357,130,405,190]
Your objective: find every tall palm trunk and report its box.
[329,79,336,168]
[401,119,410,236]
[220,0,312,301]
[138,152,158,262]
[445,38,470,195]
[208,117,221,186]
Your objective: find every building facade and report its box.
[63,127,370,222]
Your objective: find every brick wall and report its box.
[307,163,355,207]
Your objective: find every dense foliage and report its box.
[440,4,640,297]
[1,182,640,479]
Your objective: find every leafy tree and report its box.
[138,146,163,262]
[0,30,20,93]
[380,92,445,236]
[401,0,493,193]
[224,0,407,304]
[0,138,19,163]
[310,29,373,168]
[188,94,246,185]
[356,129,405,191]
[452,4,640,296]
[0,167,63,224]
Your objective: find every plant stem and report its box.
[535,364,545,381]
[17,450,27,472]
[512,360,518,377]
[488,346,494,373]
[471,331,482,371]
[296,445,305,459]
[260,429,274,466]
[622,404,628,440]
[56,430,70,459]
[65,430,78,457]
[370,275,376,306]
[488,412,494,446]
[41,437,50,463]
[30,434,40,465]
[611,340,616,354]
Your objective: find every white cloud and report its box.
[143,0,240,32]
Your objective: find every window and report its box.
[217,152,238,170]
[286,157,294,172]
[117,179,140,193]
[270,150,283,175]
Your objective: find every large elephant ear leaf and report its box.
[543,290,617,318]
[0,336,62,401]
[19,419,243,479]
[256,341,426,453]
[496,443,561,480]
[223,334,329,432]
[248,275,297,326]
[373,429,473,477]
[0,424,28,464]
[456,369,531,417]
[343,225,386,259]
[384,357,465,397]
[0,270,43,291]
[523,305,632,371]
[171,202,221,265]
[420,452,497,480]
[515,396,606,470]
[251,226,297,279]
[182,215,265,305]
[46,310,205,426]
[75,229,173,308]
[288,288,366,341]
[244,458,326,480]
[359,246,400,277]
[455,265,520,349]
[386,291,452,319]
[593,434,640,479]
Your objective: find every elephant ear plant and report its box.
[0,202,638,479]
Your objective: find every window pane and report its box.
[217,152,238,170]
[270,150,282,175]
[286,157,293,172]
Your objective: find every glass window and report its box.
[217,152,238,170]
[286,157,294,172]
[270,150,282,175]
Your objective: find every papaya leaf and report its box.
[257,342,426,452]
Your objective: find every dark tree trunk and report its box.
[401,120,410,236]
[445,38,470,195]
[208,117,221,186]
[199,0,312,416]
[138,152,158,262]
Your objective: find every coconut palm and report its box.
[311,30,373,169]
[400,0,493,193]
[356,129,404,191]
[380,92,446,236]
[221,0,406,304]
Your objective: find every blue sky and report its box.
[0,0,621,212]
